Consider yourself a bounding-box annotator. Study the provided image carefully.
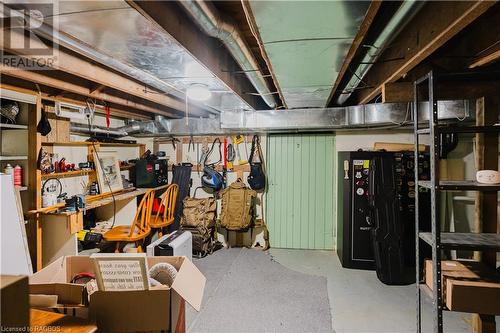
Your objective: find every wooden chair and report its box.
[103,189,155,252]
[150,184,178,237]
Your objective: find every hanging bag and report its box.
[247,135,266,191]
[37,106,52,136]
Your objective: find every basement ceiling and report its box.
[249,1,370,108]
[10,0,253,113]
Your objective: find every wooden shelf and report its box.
[419,232,500,251]
[41,141,91,146]
[0,155,28,161]
[31,184,169,216]
[418,180,500,191]
[0,123,28,130]
[417,125,500,135]
[15,186,28,191]
[41,141,142,147]
[100,142,142,147]
[41,169,94,179]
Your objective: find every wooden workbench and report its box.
[29,184,170,269]
[30,309,97,333]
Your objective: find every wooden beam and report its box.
[1,66,176,118]
[350,1,495,104]
[0,29,190,114]
[472,96,499,333]
[469,42,500,68]
[326,1,383,106]
[382,80,500,102]
[0,83,151,121]
[127,0,267,110]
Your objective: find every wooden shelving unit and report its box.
[0,123,28,130]
[40,165,133,179]
[413,71,500,333]
[40,169,94,180]
[0,155,28,161]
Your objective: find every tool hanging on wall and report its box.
[222,137,228,188]
[232,134,248,165]
[226,139,235,171]
[105,104,111,129]
[187,136,195,164]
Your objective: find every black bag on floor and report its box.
[169,163,192,232]
[369,155,407,285]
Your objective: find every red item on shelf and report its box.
[13,164,22,186]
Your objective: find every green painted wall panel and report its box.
[266,133,335,249]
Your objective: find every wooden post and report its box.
[472,96,498,333]
[28,96,42,270]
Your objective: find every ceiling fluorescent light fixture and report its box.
[186,84,212,102]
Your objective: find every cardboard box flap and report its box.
[30,283,84,305]
[171,258,206,311]
[30,257,66,284]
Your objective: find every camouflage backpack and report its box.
[220,179,256,231]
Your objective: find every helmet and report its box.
[0,102,19,124]
[201,166,223,191]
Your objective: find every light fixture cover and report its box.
[186,84,212,102]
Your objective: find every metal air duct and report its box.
[1,4,222,115]
[178,0,278,109]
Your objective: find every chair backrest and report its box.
[130,189,155,237]
[153,184,179,226]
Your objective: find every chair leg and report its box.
[136,241,143,253]
[115,242,120,253]
[158,229,163,238]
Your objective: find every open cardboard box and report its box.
[29,255,206,333]
[425,260,500,315]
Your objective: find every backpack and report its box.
[180,187,218,258]
[220,179,256,231]
[181,187,216,230]
[247,135,266,191]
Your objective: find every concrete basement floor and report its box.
[189,247,488,332]
[268,249,474,333]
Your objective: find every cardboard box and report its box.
[29,256,206,333]
[425,260,500,314]
[1,275,29,329]
[446,279,500,315]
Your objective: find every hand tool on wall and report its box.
[232,134,247,165]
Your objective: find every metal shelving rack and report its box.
[413,71,500,333]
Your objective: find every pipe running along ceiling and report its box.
[3,1,260,114]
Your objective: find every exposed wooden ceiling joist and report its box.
[1,29,190,117]
[127,0,268,111]
[0,82,152,121]
[382,81,500,103]
[469,42,500,69]
[1,65,177,119]
[347,1,496,105]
